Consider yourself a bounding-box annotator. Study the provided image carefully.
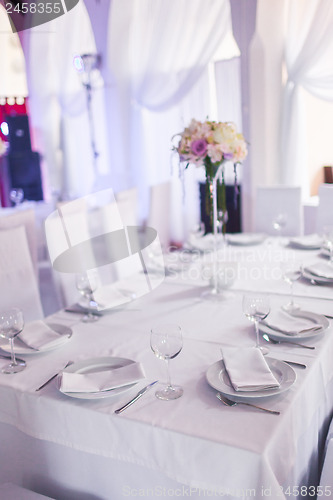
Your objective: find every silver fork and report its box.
[262,333,315,350]
[216,392,280,415]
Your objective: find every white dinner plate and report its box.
[227,233,266,246]
[0,323,72,355]
[58,356,138,400]
[303,268,333,285]
[259,310,329,341]
[288,235,323,250]
[206,357,296,401]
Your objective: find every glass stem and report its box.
[254,319,260,348]
[290,282,294,306]
[9,338,17,366]
[165,359,172,388]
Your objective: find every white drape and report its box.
[281,0,333,198]
[22,1,109,199]
[106,0,233,237]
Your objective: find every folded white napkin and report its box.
[263,310,318,336]
[60,362,145,393]
[289,234,322,248]
[19,320,66,350]
[306,262,333,279]
[227,233,264,246]
[221,347,280,392]
[187,233,215,252]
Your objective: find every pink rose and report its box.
[191,139,207,157]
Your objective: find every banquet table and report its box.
[1,236,333,499]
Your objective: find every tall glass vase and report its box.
[201,160,228,301]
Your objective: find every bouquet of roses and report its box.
[174,119,247,232]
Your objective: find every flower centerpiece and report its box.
[174,119,248,233]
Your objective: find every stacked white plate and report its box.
[288,234,323,250]
[303,262,333,284]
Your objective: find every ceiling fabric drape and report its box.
[106,0,233,232]
[281,0,333,198]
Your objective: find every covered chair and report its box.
[316,184,333,235]
[254,186,303,236]
[0,226,43,321]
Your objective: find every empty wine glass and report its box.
[9,188,24,207]
[242,294,270,354]
[0,307,26,373]
[150,323,183,400]
[323,225,333,265]
[281,260,303,312]
[272,213,287,242]
[75,271,99,322]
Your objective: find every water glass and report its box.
[0,307,26,373]
[150,323,183,400]
[242,294,270,354]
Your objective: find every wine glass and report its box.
[75,271,99,322]
[9,188,24,207]
[150,323,183,400]
[0,307,26,373]
[281,260,303,312]
[242,294,270,354]
[322,225,333,265]
[272,213,287,242]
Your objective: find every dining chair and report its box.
[146,181,171,251]
[316,184,333,235]
[0,225,43,321]
[0,208,38,277]
[254,186,303,236]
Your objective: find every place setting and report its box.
[0,307,72,375]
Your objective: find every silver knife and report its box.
[114,380,158,414]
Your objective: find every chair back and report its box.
[147,182,171,251]
[254,186,303,236]
[0,226,43,321]
[317,184,333,235]
[0,208,37,276]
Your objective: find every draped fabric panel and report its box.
[281,0,333,197]
[106,0,234,238]
[21,1,109,198]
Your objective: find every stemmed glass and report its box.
[9,188,24,207]
[272,213,287,242]
[323,225,333,265]
[150,323,183,400]
[75,271,99,322]
[281,260,303,312]
[0,308,26,373]
[242,294,270,354]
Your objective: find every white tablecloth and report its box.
[0,240,333,499]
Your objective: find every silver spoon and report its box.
[262,333,315,350]
[216,392,280,415]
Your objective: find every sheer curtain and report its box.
[281,0,333,198]
[106,0,233,238]
[21,1,109,199]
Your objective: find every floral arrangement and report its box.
[174,119,248,232]
[0,137,6,157]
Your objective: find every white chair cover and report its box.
[0,208,37,276]
[0,226,43,321]
[147,182,171,251]
[254,186,303,236]
[316,184,333,235]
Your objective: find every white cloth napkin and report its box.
[60,362,145,393]
[187,234,215,252]
[289,234,322,248]
[227,233,264,246]
[263,310,318,336]
[306,262,333,279]
[19,320,66,350]
[221,347,280,392]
